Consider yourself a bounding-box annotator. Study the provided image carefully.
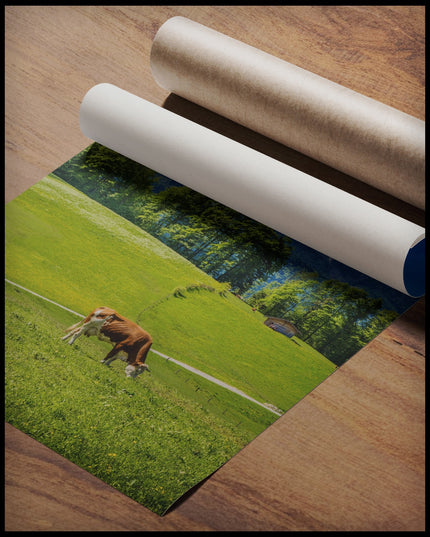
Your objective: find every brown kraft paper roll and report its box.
[150,16,425,209]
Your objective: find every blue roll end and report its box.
[403,238,425,297]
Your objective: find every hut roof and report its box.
[264,317,301,335]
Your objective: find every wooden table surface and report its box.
[5,6,425,531]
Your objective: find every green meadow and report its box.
[5,281,274,514]
[5,173,336,514]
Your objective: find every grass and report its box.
[5,281,276,515]
[5,173,337,514]
[4,173,220,315]
[5,174,336,411]
[138,288,335,411]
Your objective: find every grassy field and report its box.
[5,281,276,514]
[5,173,337,514]
[138,288,335,410]
[4,174,220,314]
[5,174,336,410]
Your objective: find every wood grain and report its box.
[5,5,425,531]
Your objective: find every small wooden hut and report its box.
[264,317,301,338]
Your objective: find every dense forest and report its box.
[245,274,397,364]
[54,143,402,365]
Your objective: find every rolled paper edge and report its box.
[79,84,425,298]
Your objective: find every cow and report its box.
[62,307,152,378]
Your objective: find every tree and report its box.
[143,185,292,292]
[245,275,396,366]
[53,143,159,218]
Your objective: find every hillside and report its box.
[5,173,336,411]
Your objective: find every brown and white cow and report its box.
[62,307,152,378]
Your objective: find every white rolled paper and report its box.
[79,83,425,296]
[150,16,425,210]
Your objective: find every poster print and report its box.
[5,143,417,515]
